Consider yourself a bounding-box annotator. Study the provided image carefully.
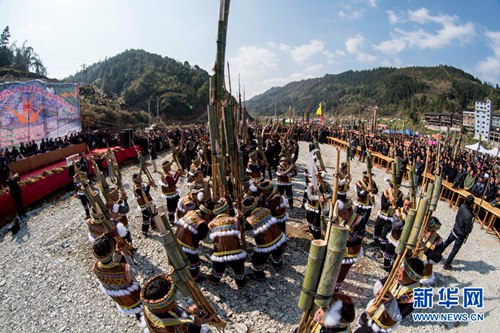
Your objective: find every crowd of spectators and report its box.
[325,124,500,207]
[1,122,499,208]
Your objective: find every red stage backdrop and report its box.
[0,80,81,148]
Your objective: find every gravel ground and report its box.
[0,141,497,333]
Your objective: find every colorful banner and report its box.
[0,80,80,149]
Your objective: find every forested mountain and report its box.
[79,85,149,130]
[246,66,500,123]
[66,49,210,120]
[0,26,47,76]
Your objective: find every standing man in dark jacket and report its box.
[7,171,25,234]
[452,164,468,189]
[441,195,475,270]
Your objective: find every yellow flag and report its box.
[315,102,322,116]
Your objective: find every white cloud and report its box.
[338,9,363,20]
[376,7,475,55]
[269,42,291,53]
[386,10,402,24]
[291,40,325,63]
[374,38,407,54]
[227,46,280,98]
[305,64,324,73]
[405,8,475,48]
[346,35,364,54]
[357,52,377,63]
[322,49,345,64]
[396,22,475,49]
[367,0,377,8]
[345,35,377,63]
[408,8,454,25]
[228,46,278,73]
[476,31,500,84]
[264,72,314,88]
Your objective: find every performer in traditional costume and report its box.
[300,293,356,333]
[141,274,213,333]
[207,198,248,289]
[337,178,349,203]
[175,188,204,222]
[381,198,410,271]
[305,171,332,239]
[355,257,424,333]
[418,216,444,285]
[132,173,157,237]
[246,150,265,182]
[73,163,91,219]
[275,156,296,208]
[354,171,378,222]
[159,160,181,223]
[257,179,289,234]
[372,179,403,254]
[242,196,287,281]
[338,162,350,182]
[87,207,107,243]
[187,156,202,183]
[91,235,142,319]
[335,199,366,293]
[189,169,212,203]
[107,185,133,247]
[175,202,214,282]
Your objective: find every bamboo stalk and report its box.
[158,213,226,329]
[298,240,327,311]
[429,176,442,212]
[313,139,326,171]
[420,147,431,194]
[314,225,349,308]
[396,209,416,255]
[408,166,416,208]
[406,198,429,249]
[368,200,426,316]
[327,148,340,237]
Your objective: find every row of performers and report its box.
[76,156,445,333]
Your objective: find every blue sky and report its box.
[1,0,499,99]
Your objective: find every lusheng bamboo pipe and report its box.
[76,165,134,261]
[315,225,349,308]
[132,142,158,190]
[157,214,227,330]
[298,226,348,332]
[87,147,111,202]
[313,138,326,171]
[367,150,375,205]
[367,200,425,316]
[327,148,340,238]
[420,147,431,198]
[346,145,351,177]
[408,166,416,209]
[297,240,327,333]
[168,139,185,176]
[412,173,442,257]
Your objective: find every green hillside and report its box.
[246,66,500,123]
[66,49,210,121]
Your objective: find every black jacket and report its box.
[452,203,474,239]
[453,169,468,188]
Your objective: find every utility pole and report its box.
[156,97,160,119]
[147,99,151,128]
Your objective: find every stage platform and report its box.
[0,146,141,223]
